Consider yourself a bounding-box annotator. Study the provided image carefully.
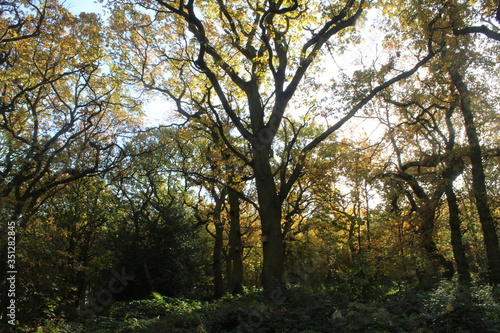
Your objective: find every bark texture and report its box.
[451,70,500,285]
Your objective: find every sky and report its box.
[65,0,170,125]
[61,0,385,131]
[65,0,105,15]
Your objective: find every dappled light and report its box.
[1,0,500,331]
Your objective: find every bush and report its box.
[24,279,500,333]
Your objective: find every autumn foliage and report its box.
[1,0,500,331]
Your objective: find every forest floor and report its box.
[13,280,500,332]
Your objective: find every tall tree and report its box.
[110,131,206,300]
[0,0,138,321]
[19,177,121,320]
[0,1,137,224]
[449,0,500,286]
[450,69,500,285]
[107,0,437,294]
[381,0,499,286]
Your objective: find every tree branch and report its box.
[280,48,437,201]
[453,25,500,42]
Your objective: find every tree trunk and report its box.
[143,263,155,293]
[348,219,357,255]
[253,147,286,297]
[213,221,224,299]
[445,183,471,286]
[442,152,470,287]
[212,194,225,299]
[451,70,500,285]
[225,250,232,296]
[418,198,455,280]
[404,174,454,280]
[228,187,243,295]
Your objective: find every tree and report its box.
[448,0,500,286]
[378,97,471,283]
[450,69,500,285]
[110,132,207,300]
[227,186,244,294]
[167,124,250,297]
[0,0,45,50]
[107,0,436,295]
[379,0,500,286]
[0,0,138,321]
[452,1,500,42]
[19,177,120,320]
[0,0,137,224]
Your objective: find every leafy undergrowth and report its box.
[17,281,500,333]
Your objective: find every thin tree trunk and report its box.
[364,183,371,249]
[143,263,155,293]
[213,220,224,299]
[228,187,243,294]
[212,191,226,299]
[451,70,500,285]
[348,218,357,255]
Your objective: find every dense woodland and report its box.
[1,0,500,331]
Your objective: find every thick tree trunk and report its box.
[228,188,244,295]
[225,251,232,296]
[445,183,471,286]
[442,153,470,287]
[404,173,454,280]
[253,147,285,297]
[418,199,455,280]
[451,71,500,285]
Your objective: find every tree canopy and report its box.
[1,0,500,330]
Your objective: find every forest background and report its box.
[1,0,500,331]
